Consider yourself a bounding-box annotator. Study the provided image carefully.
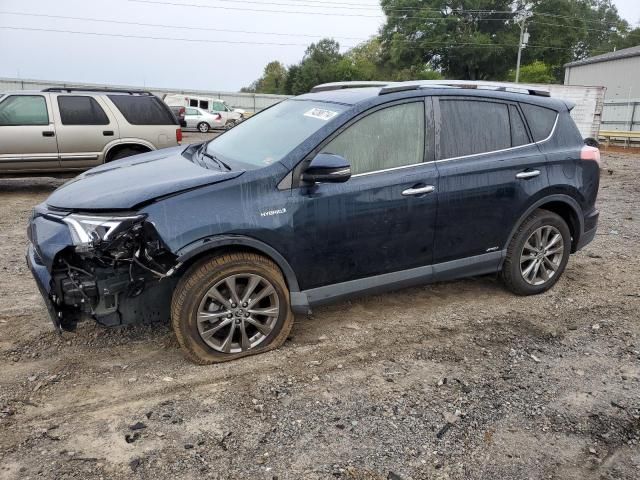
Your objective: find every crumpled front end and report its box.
[26,204,180,331]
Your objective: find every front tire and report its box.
[197,122,210,133]
[171,252,294,364]
[502,209,571,295]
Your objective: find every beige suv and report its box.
[0,88,182,173]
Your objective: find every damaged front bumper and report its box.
[26,244,61,330]
[26,206,179,331]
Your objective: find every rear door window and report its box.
[438,99,511,159]
[57,96,109,125]
[322,102,425,175]
[107,95,177,125]
[520,103,558,141]
[0,95,49,126]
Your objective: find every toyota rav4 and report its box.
[26,81,600,364]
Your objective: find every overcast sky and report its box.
[0,0,639,92]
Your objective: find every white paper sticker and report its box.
[304,108,338,121]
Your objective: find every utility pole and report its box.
[515,11,531,83]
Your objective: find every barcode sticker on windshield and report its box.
[304,108,338,121]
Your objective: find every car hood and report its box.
[46,146,243,211]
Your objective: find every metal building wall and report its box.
[564,56,640,101]
[0,77,290,113]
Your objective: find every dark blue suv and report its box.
[26,81,600,364]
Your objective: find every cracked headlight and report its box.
[62,214,146,246]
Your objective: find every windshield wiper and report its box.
[199,144,232,171]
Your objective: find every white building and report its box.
[565,45,640,132]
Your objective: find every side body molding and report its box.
[175,235,302,293]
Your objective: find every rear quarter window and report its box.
[520,103,558,142]
[107,95,177,125]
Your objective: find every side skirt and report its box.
[290,251,505,314]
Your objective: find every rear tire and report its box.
[171,252,294,364]
[197,122,210,133]
[502,209,571,295]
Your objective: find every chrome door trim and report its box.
[59,153,100,160]
[349,113,558,179]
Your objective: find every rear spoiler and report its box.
[563,99,576,111]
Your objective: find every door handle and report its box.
[402,185,435,196]
[103,130,114,136]
[42,131,55,137]
[516,170,541,179]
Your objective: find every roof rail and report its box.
[380,80,551,97]
[310,80,551,97]
[42,87,153,95]
[310,81,393,93]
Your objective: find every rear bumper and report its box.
[576,208,599,251]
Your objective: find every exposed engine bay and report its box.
[49,214,180,331]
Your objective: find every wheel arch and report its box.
[104,140,155,162]
[504,194,584,255]
[175,235,301,293]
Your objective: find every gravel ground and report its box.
[0,152,638,480]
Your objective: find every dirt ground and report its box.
[0,151,638,480]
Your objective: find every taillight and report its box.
[176,128,182,144]
[581,145,601,167]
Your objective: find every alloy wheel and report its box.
[196,273,279,353]
[519,225,564,286]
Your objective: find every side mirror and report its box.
[301,153,351,184]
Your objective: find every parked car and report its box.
[164,94,244,129]
[208,99,245,129]
[183,107,224,133]
[0,88,182,173]
[169,105,187,128]
[27,81,600,365]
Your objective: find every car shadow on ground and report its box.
[0,177,68,193]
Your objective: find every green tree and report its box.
[243,0,637,93]
[522,0,629,79]
[613,27,640,50]
[289,39,343,94]
[380,0,519,80]
[259,61,288,94]
[506,60,556,83]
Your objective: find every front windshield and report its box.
[206,100,348,169]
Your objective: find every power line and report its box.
[531,10,637,28]
[128,0,384,17]
[153,0,514,16]
[0,9,622,40]
[128,0,639,27]
[0,11,367,40]
[127,0,518,20]
[0,25,579,51]
[129,0,515,15]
